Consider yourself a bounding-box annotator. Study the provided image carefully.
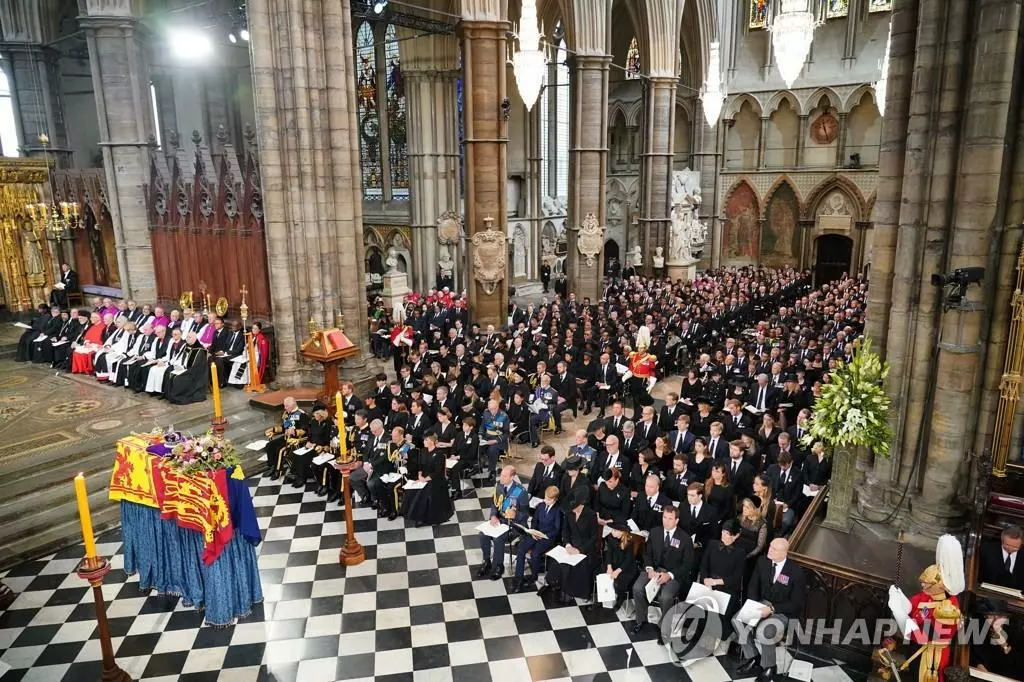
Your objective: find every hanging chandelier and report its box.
[25,133,80,237]
[770,0,819,88]
[874,22,892,117]
[700,42,726,127]
[512,0,545,111]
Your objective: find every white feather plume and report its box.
[936,534,965,595]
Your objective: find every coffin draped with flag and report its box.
[110,434,263,626]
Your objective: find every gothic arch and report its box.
[802,87,842,113]
[724,93,763,120]
[843,84,879,114]
[762,175,803,220]
[722,177,762,208]
[625,99,644,128]
[802,175,868,221]
[673,94,695,122]
[609,101,629,128]
[765,90,803,116]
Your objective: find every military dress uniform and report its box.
[265,407,311,480]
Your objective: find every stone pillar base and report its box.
[666,262,698,281]
[382,272,410,323]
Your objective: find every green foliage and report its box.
[801,339,893,457]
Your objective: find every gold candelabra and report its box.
[25,134,80,236]
[992,242,1024,476]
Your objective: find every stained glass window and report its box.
[384,25,408,199]
[356,23,382,198]
[868,0,893,12]
[749,0,769,29]
[827,0,849,18]
[625,37,640,79]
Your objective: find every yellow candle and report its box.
[74,473,97,559]
[210,362,222,418]
[336,391,348,457]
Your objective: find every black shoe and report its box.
[314,486,326,497]
[536,583,550,596]
[387,512,397,521]
[755,666,776,682]
[284,475,295,484]
[736,657,760,676]
[511,578,524,592]
[656,633,665,646]
[327,490,340,502]
[489,567,504,581]
[292,481,304,489]
[269,472,281,481]
[630,622,645,636]
[517,579,535,593]
[476,563,492,578]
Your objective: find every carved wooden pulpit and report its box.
[299,323,359,410]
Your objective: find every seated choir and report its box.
[13,296,270,405]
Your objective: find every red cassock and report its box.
[254,331,270,382]
[908,591,959,682]
[627,351,658,380]
[71,323,106,374]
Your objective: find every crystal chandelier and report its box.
[25,133,80,237]
[770,0,819,88]
[700,42,726,127]
[874,23,892,117]
[512,0,545,111]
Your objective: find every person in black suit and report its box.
[734,538,807,681]
[527,445,563,499]
[49,263,77,308]
[620,422,647,466]
[664,454,698,503]
[745,375,779,417]
[630,476,670,532]
[722,399,754,441]
[592,435,627,486]
[765,452,802,535]
[630,506,694,638]
[659,392,686,433]
[979,526,1024,590]
[593,353,620,418]
[406,399,434,448]
[679,483,720,549]
[724,441,755,501]
[636,406,661,443]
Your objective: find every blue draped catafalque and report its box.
[120,473,263,626]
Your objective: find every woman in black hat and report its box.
[400,433,453,527]
[559,456,591,511]
[541,486,597,605]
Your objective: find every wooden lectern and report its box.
[300,322,359,411]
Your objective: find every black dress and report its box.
[705,483,734,522]
[603,539,639,597]
[401,449,453,526]
[595,483,630,524]
[547,506,597,599]
[689,455,712,483]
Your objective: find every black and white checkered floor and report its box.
[0,475,863,682]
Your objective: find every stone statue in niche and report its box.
[668,169,707,265]
[821,191,851,216]
[21,226,45,287]
[385,248,400,273]
[629,244,642,268]
[512,226,527,277]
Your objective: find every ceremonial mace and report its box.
[74,474,133,682]
[239,285,265,394]
[335,391,365,566]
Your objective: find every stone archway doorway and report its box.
[603,239,620,277]
[814,234,853,285]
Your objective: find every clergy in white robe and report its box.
[145,328,187,394]
[92,319,129,380]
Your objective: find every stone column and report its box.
[80,0,158,302]
[400,28,460,293]
[561,0,612,300]
[913,0,1021,528]
[0,1,70,165]
[757,116,769,169]
[628,0,685,271]
[459,1,508,327]
[526,98,543,281]
[248,0,369,386]
[834,112,849,168]
[796,114,808,168]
